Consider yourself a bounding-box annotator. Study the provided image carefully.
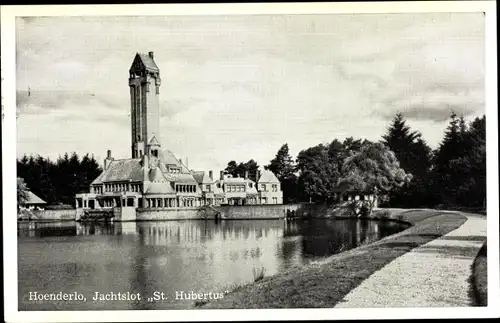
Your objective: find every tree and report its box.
[337,142,411,217]
[266,144,294,178]
[243,159,259,182]
[224,161,239,177]
[431,112,477,206]
[17,177,29,209]
[296,144,336,202]
[224,159,260,181]
[266,144,298,203]
[17,152,102,206]
[382,113,433,207]
[437,115,486,207]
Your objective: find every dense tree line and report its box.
[17,152,102,206]
[225,112,486,209]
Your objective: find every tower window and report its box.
[152,149,158,157]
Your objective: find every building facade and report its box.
[75,52,283,214]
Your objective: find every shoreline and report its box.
[201,209,484,309]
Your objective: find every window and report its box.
[261,184,266,191]
[206,185,210,191]
[127,198,134,207]
[249,183,253,188]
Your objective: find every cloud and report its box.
[386,105,479,123]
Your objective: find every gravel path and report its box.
[335,213,487,308]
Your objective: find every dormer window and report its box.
[151,149,158,157]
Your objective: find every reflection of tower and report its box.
[129,227,155,310]
[129,51,161,159]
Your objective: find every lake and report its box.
[18,218,408,310]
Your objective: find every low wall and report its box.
[218,204,302,219]
[105,203,357,221]
[293,203,352,218]
[135,204,303,221]
[136,208,201,221]
[32,209,76,221]
[114,207,136,221]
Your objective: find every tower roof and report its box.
[130,52,159,73]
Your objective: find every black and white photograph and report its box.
[2,1,499,322]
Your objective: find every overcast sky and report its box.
[16,13,484,172]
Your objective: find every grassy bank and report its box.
[470,242,488,306]
[202,210,467,309]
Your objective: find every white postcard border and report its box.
[2,1,499,322]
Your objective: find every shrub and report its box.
[252,267,266,282]
[359,203,370,217]
[376,210,391,221]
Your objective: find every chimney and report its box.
[209,170,213,180]
[104,150,114,170]
[244,170,249,179]
[143,154,149,182]
[148,51,154,59]
[220,170,224,180]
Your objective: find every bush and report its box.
[252,267,266,282]
[359,203,371,217]
[376,210,391,221]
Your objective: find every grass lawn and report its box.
[202,210,467,309]
[471,242,488,306]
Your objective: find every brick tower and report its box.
[129,51,161,159]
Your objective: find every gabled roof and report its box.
[213,181,224,195]
[130,53,159,73]
[25,191,46,204]
[149,168,166,182]
[148,135,160,146]
[160,149,181,166]
[246,180,258,195]
[91,158,144,184]
[91,171,106,185]
[163,172,198,184]
[144,182,176,195]
[257,170,280,183]
[192,171,214,184]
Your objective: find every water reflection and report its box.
[18,218,407,310]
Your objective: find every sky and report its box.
[16,13,485,172]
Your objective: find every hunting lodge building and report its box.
[75,52,283,212]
